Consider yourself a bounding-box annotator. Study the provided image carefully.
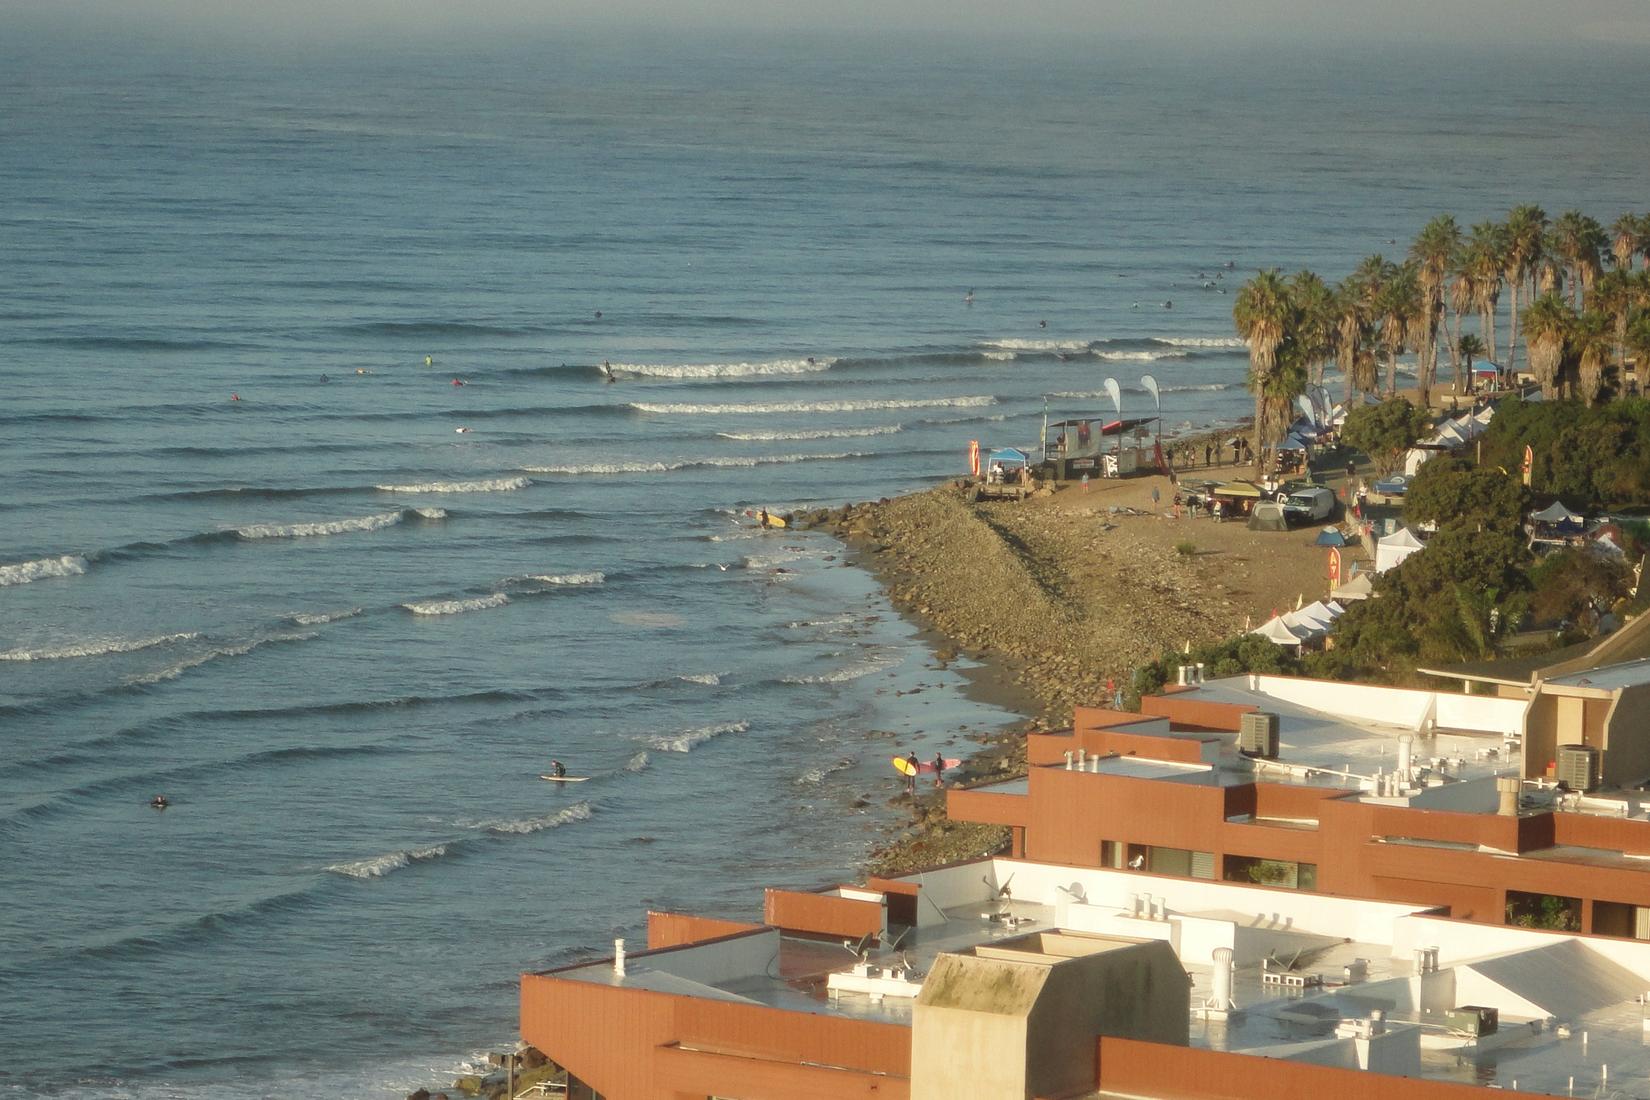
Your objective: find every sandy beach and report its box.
[828,464,1366,872]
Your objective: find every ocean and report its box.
[3,28,1648,1098]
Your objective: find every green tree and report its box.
[1234,269,1295,472]
[1404,458,1528,534]
[1464,222,1506,361]
[1410,215,1461,405]
[1610,212,1643,272]
[1504,205,1549,373]
[1522,292,1574,399]
[1341,397,1429,475]
[1457,333,1486,392]
[1572,310,1613,406]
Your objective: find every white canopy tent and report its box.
[1374,527,1426,574]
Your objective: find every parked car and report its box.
[1282,486,1336,525]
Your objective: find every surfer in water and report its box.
[963,288,974,304]
[150,795,169,810]
[451,378,466,387]
[549,760,566,779]
[601,360,615,383]
[425,355,433,366]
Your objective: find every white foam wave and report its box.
[717,425,902,441]
[979,338,1089,352]
[483,802,592,835]
[0,554,88,587]
[676,672,723,685]
[982,351,1017,361]
[289,607,364,626]
[611,357,835,379]
[326,843,449,879]
[642,720,748,753]
[785,615,856,629]
[795,760,852,786]
[783,650,904,684]
[625,751,651,772]
[525,453,865,475]
[1154,336,1246,348]
[528,571,605,587]
[1162,382,1238,393]
[1092,349,1188,361]
[375,477,529,493]
[0,631,199,662]
[126,633,316,685]
[403,593,510,616]
[630,396,994,415]
[235,510,440,540]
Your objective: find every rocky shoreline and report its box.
[794,470,1355,874]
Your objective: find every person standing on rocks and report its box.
[904,752,920,794]
[931,753,946,788]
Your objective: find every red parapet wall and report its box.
[1087,728,1211,763]
[1073,706,1157,734]
[1140,694,1257,732]
[1096,1037,1491,1099]
[762,889,882,940]
[646,911,765,951]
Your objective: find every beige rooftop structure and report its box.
[912,933,1186,1100]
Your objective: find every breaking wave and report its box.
[676,672,722,685]
[125,633,316,685]
[629,396,994,415]
[609,357,835,379]
[326,844,450,879]
[374,477,530,493]
[983,351,1016,361]
[625,751,651,772]
[1092,349,1188,361]
[403,593,510,616]
[527,571,605,586]
[642,720,748,753]
[288,607,364,626]
[783,649,904,684]
[716,425,902,441]
[0,632,199,662]
[481,802,592,835]
[234,508,445,540]
[0,554,89,587]
[525,453,864,475]
[1154,336,1246,348]
[979,338,1090,352]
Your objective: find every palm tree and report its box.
[1610,213,1642,272]
[1551,210,1607,308]
[1409,215,1461,405]
[1592,269,1635,376]
[1458,333,1487,390]
[1447,266,1476,391]
[1464,222,1505,360]
[1233,269,1294,472]
[1333,274,1376,400]
[1572,310,1612,406]
[1288,270,1337,385]
[1628,311,1650,397]
[1375,264,1422,396]
[1522,292,1573,400]
[1503,205,1548,374]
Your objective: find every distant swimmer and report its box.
[1131,302,1140,310]
[1162,300,1173,310]
[456,427,472,434]
[1039,319,1047,328]
[424,355,433,366]
[1223,261,1235,269]
[150,795,169,810]
[963,288,974,304]
[594,310,603,320]
[451,378,466,387]
[805,356,816,365]
[319,374,330,383]
[1056,353,1073,362]
[356,368,370,375]
[230,393,240,401]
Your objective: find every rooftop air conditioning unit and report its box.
[1556,744,1601,792]
[1445,1006,1498,1037]
[1238,712,1280,759]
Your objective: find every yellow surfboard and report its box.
[892,756,918,777]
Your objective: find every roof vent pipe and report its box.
[1497,776,1521,816]
[614,938,626,978]
[1077,748,1087,769]
[1195,662,1205,683]
[1064,751,1074,770]
[1398,734,1414,781]
[1207,947,1236,1012]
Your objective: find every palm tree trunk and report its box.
[1506,282,1519,374]
[1449,309,1462,392]
[1387,347,1398,396]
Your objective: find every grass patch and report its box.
[1175,541,1197,557]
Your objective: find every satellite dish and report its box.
[841,931,875,962]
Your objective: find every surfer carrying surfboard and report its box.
[904,752,919,794]
[931,753,946,788]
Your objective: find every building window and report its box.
[1223,855,1315,891]
[1101,840,1125,869]
[1505,889,1582,932]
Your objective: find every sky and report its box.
[6,0,1650,47]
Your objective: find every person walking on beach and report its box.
[931,753,946,788]
[904,752,920,794]
[1212,499,1224,523]
[1204,442,1213,467]
[1151,486,1161,509]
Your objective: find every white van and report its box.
[1282,486,1336,525]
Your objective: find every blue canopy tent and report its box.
[1314,528,1346,547]
[988,447,1030,469]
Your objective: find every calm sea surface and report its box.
[3,30,1648,1098]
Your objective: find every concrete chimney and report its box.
[1397,734,1414,781]
[1497,776,1521,816]
[614,938,626,977]
[1077,748,1087,769]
